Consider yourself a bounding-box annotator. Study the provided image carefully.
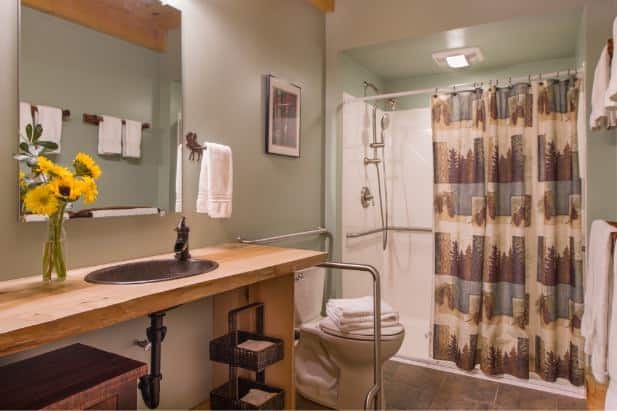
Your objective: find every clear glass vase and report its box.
[42,208,67,283]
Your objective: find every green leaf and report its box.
[26,124,33,140]
[33,124,43,142]
[19,142,29,152]
[36,141,58,150]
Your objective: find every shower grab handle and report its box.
[318,261,382,411]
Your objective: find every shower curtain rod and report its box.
[347,67,584,103]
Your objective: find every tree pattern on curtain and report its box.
[432,80,585,386]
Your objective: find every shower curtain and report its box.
[431,79,585,386]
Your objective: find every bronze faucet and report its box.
[174,217,190,261]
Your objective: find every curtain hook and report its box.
[508,77,512,88]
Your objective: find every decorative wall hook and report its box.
[186,132,206,161]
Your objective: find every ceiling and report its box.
[342,10,582,80]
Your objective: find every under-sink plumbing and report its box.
[138,311,167,409]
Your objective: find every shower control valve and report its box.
[361,186,375,208]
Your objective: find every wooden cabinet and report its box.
[0,344,147,410]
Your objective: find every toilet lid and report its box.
[318,317,404,341]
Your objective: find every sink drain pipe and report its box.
[139,311,167,409]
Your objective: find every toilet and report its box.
[294,267,405,410]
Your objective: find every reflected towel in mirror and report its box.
[122,119,142,158]
[35,105,63,154]
[98,115,122,155]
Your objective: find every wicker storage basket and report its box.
[209,331,283,371]
[210,377,284,410]
[209,302,285,410]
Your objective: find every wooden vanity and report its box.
[0,244,327,409]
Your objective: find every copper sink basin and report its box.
[84,259,218,285]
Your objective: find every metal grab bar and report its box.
[346,225,432,239]
[318,261,382,411]
[237,227,329,245]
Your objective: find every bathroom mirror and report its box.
[17,0,182,221]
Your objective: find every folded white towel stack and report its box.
[582,220,617,384]
[19,102,32,138]
[326,296,400,332]
[36,105,63,154]
[98,115,123,155]
[196,142,233,218]
[122,119,142,158]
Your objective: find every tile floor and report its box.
[296,361,587,410]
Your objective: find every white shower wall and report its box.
[341,93,434,360]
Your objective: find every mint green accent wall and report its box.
[338,52,385,97]
[384,57,577,110]
[0,0,325,407]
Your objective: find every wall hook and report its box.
[186,132,206,162]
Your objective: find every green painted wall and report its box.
[0,0,325,408]
[338,52,385,97]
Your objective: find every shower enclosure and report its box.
[341,92,434,360]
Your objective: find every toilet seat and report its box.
[318,317,404,341]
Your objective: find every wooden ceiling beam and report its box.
[307,0,335,13]
[22,0,180,52]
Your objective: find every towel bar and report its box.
[82,113,150,130]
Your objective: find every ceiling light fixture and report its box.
[445,54,469,68]
[433,47,483,69]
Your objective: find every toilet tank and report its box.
[295,266,326,326]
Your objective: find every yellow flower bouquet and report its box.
[16,123,101,282]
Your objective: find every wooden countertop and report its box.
[0,244,327,357]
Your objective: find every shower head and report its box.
[381,114,390,131]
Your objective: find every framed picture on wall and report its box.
[266,75,301,157]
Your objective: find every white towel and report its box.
[326,307,399,326]
[582,220,617,383]
[327,310,400,332]
[122,119,142,158]
[196,142,233,218]
[607,18,617,107]
[98,115,123,155]
[241,389,276,407]
[175,143,183,213]
[590,45,617,130]
[19,102,32,139]
[326,296,394,318]
[606,244,617,409]
[36,105,63,154]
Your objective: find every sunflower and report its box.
[50,174,81,202]
[23,184,59,216]
[74,152,101,180]
[36,156,71,178]
[78,176,98,205]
